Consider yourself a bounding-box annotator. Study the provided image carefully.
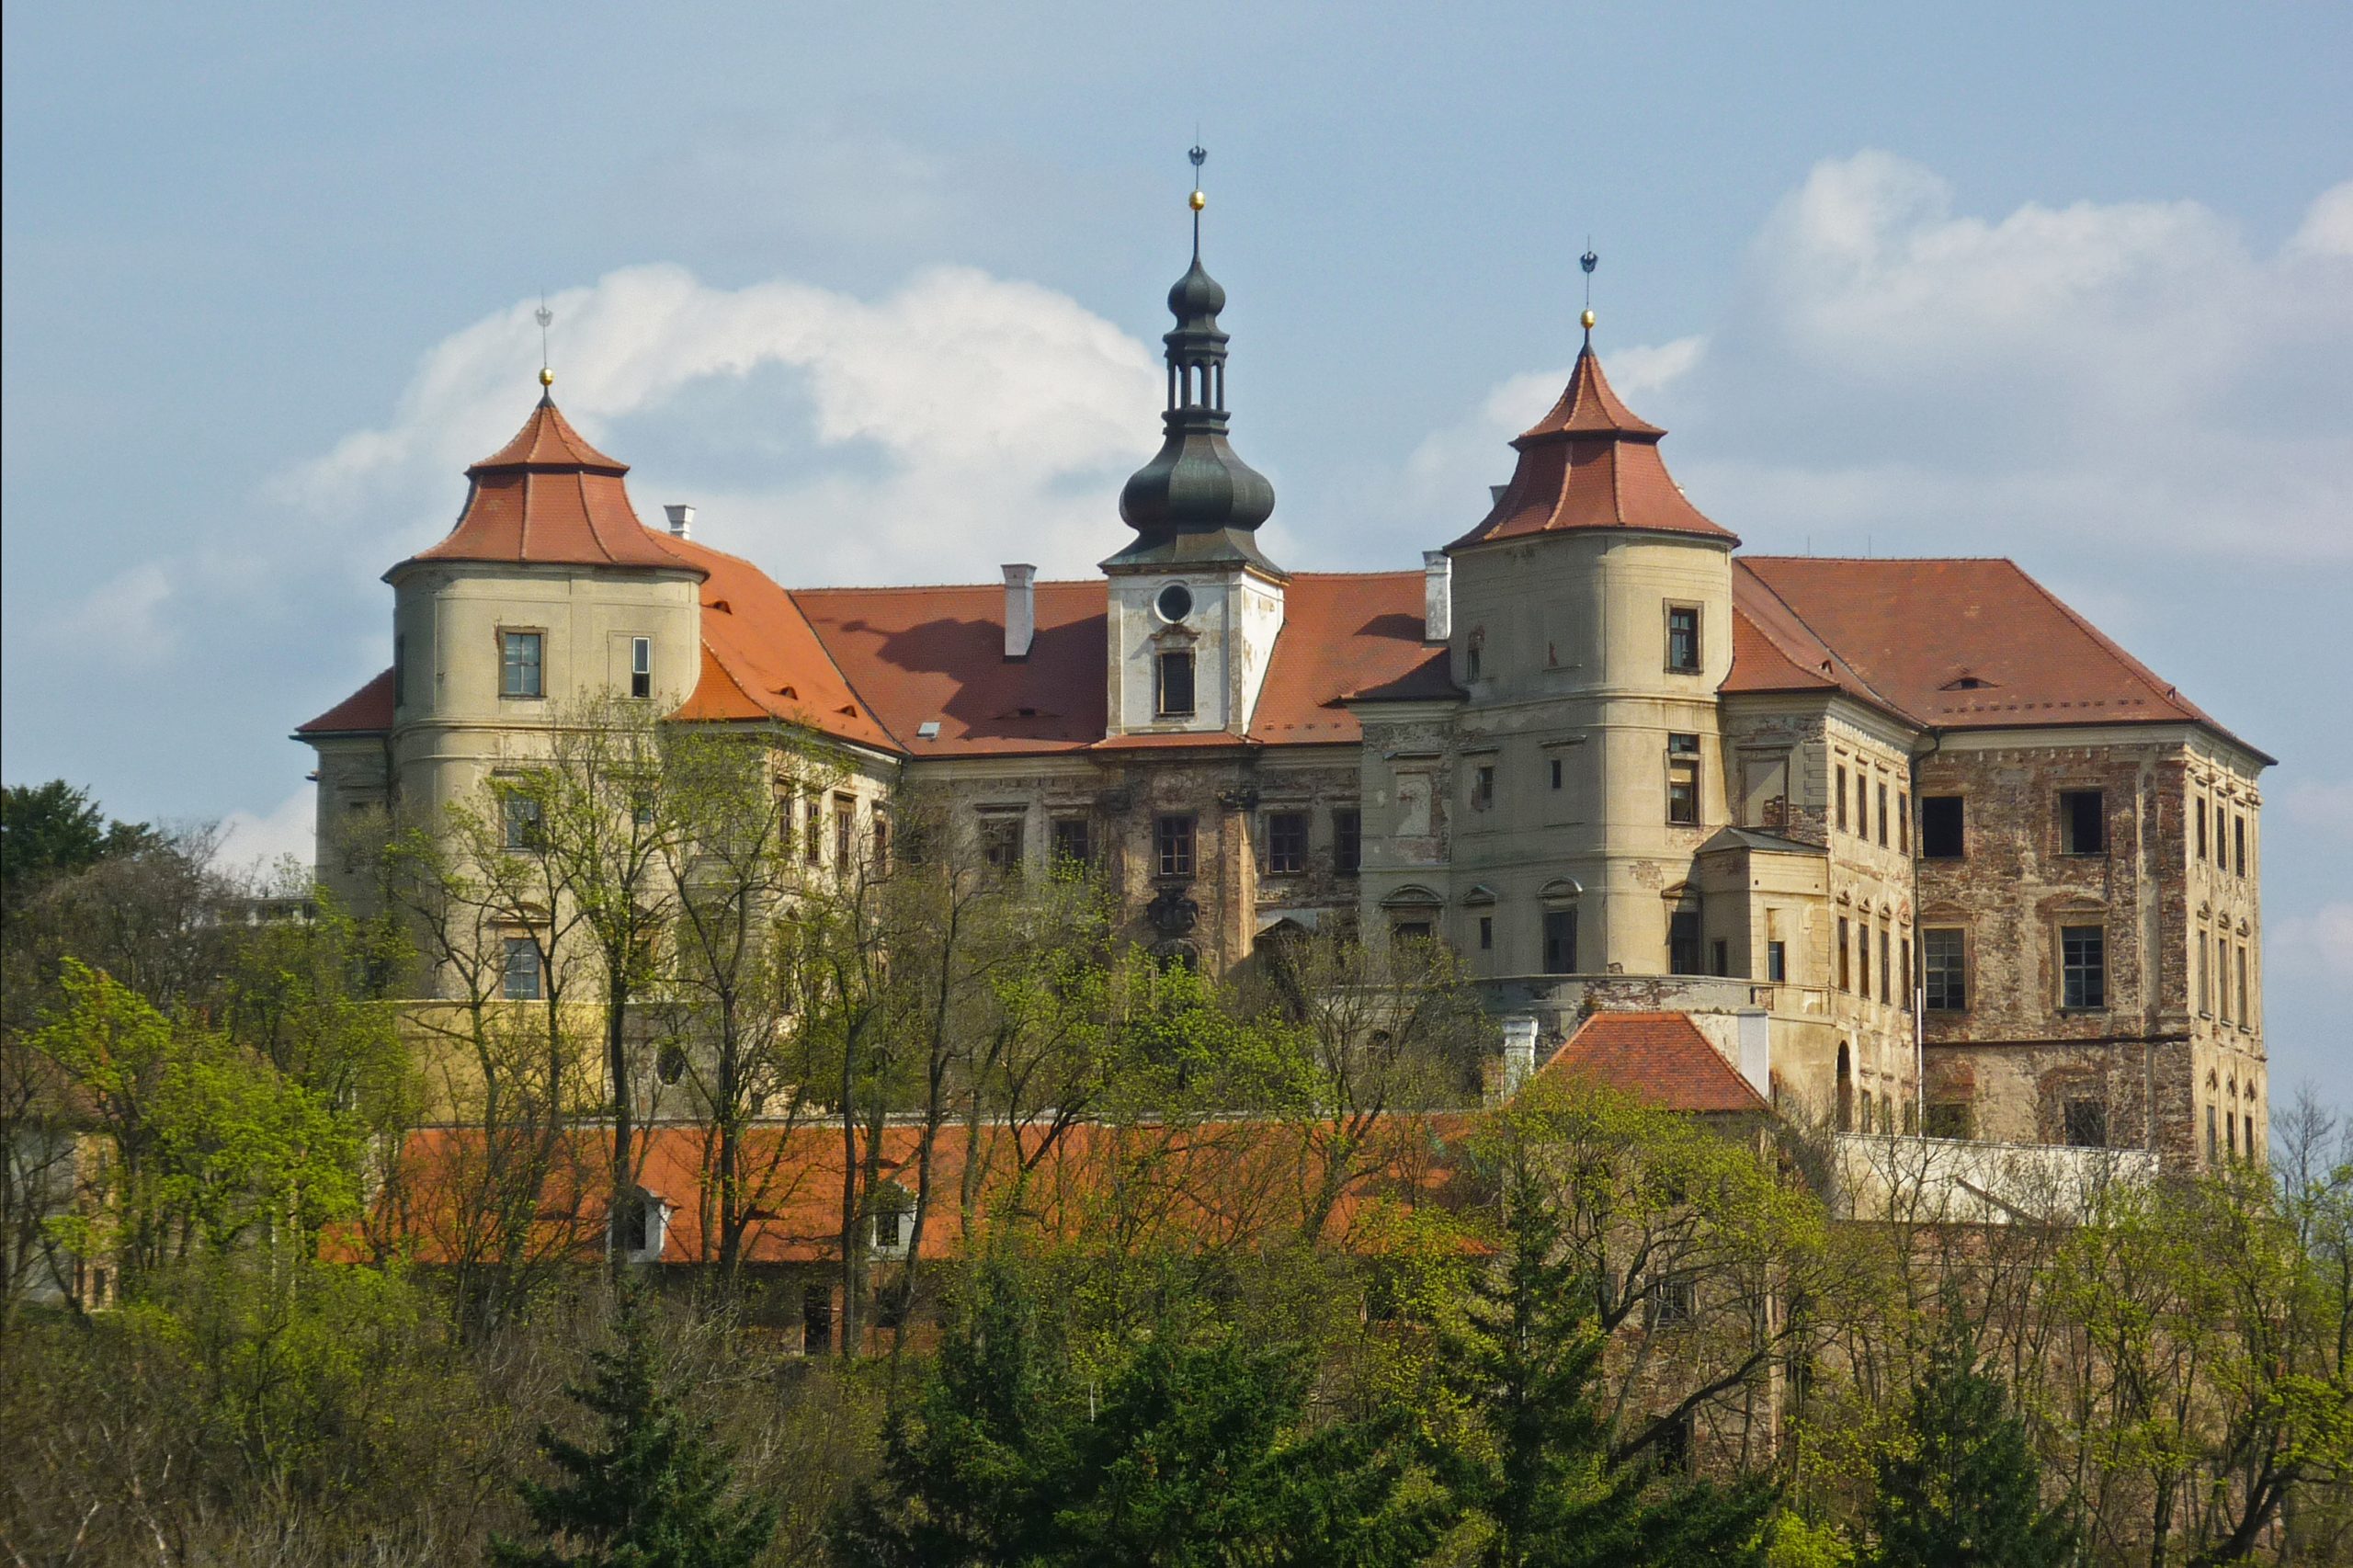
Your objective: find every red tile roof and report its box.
[359,1113,1463,1268]
[1449,347,1736,550]
[398,396,696,574]
[1730,557,2266,757]
[657,535,900,753]
[1539,1011,1769,1115]
[791,572,1451,756]
[295,666,395,736]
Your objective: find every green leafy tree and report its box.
[494,1287,776,1568]
[1433,1153,1771,1567]
[1870,1326,2072,1568]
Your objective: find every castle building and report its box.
[298,190,2271,1168]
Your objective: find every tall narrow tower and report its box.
[1103,148,1286,738]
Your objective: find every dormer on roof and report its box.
[389,379,701,580]
[1449,334,1736,551]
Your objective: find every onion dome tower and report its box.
[1106,146,1280,574]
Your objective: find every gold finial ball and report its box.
[1580,308,1597,331]
[539,366,555,388]
[1189,189,1207,211]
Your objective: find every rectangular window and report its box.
[501,936,541,1001]
[500,630,544,698]
[1924,928,1966,1011]
[980,814,1024,874]
[1472,764,1495,811]
[2208,1104,2219,1163]
[2238,945,2250,1026]
[1542,909,1577,975]
[392,633,406,709]
[1550,757,1563,790]
[2228,1111,2239,1158]
[1265,811,1308,874]
[1901,938,1913,1006]
[1879,923,1893,1003]
[834,796,855,870]
[1156,649,1197,718]
[2061,926,2107,1010]
[1665,605,1701,672]
[630,635,652,699]
[871,812,891,872]
[1051,816,1093,868]
[1156,814,1195,879]
[1669,910,1704,976]
[1710,938,1730,978]
[2195,798,2209,862]
[502,791,542,851]
[1920,796,1964,859]
[1767,940,1788,983]
[1478,915,1494,951]
[2197,932,2211,1016]
[1876,783,1890,847]
[1897,790,1910,852]
[1925,1100,1974,1140]
[1333,808,1361,875]
[1857,924,1871,1001]
[804,793,823,867]
[2060,790,2106,856]
[1392,920,1433,943]
[2218,935,2232,1023]
[1666,736,1699,826]
[2064,1096,2109,1149]
[1837,917,1851,992]
[1835,766,1849,832]
[801,1283,833,1356]
[2234,815,2247,877]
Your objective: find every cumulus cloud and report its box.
[48,561,175,665]
[275,263,1162,584]
[212,787,315,881]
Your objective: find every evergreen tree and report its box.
[1435,1156,1771,1567]
[832,1256,1438,1567]
[492,1287,774,1568]
[1870,1327,2073,1568]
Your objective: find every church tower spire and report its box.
[1108,146,1279,574]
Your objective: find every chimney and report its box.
[664,504,695,540]
[1422,551,1452,643]
[1002,563,1037,660]
[1734,1007,1772,1100]
[1501,1016,1539,1097]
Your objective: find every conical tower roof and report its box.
[1448,342,1734,551]
[393,387,698,576]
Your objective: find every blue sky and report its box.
[6,3,2348,1095]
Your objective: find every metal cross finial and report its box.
[1188,143,1208,256]
[534,294,554,389]
[1579,244,1599,345]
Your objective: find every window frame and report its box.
[1333,807,1361,875]
[1668,909,1704,976]
[1050,815,1094,869]
[499,628,546,699]
[1666,735,1700,826]
[1919,795,1965,860]
[1155,813,1196,880]
[979,812,1025,875]
[501,935,543,1001]
[1664,604,1702,674]
[629,635,653,699]
[2060,924,2108,1011]
[1541,907,1577,975]
[1264,810,1309,875]
[2058,789,2107,857]
[1923,926,1967,1012]
[1155,647,1197,719]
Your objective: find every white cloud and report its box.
[2275,902,2353,982]
[50,561,175,665]
[212,787,314,881]
[273,263,1163,585]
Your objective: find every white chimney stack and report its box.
[664,504,695,540]
[1003,563,1037,660]
[1735,1007,1772,1099]
[1423,551,1452,644]
[1501,1015,1539,1096]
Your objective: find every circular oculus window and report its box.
[1154,583,1194,623]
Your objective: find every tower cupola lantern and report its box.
[1108,146,1280,574]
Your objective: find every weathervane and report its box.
[1188,143,1208,255]
[1579,243,1598,346]
[535,294,555,390]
